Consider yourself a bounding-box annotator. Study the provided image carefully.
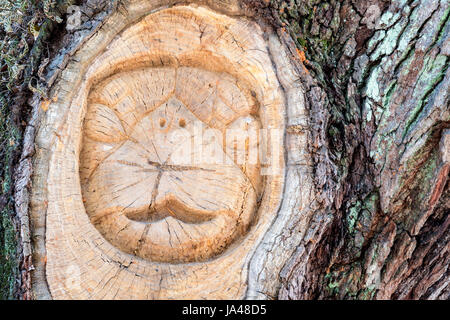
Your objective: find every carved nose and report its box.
[148,159,163,170]
[125,160,219,224]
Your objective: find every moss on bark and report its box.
[0,0,67,299]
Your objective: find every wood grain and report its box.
[80,66,260,263]
[30,1,302,299]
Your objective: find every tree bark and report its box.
[6,0,449,299]
[249,0,449,300]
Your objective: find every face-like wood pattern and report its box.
[80,67,262,263]
[31,1,296,299]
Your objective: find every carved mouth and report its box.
[124,196,218,224]
[121,159,219,224]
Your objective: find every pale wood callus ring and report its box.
[33,3,288,299]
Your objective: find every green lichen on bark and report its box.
[0,92,22,299]
[273,0,340,75]
[0,206,18,299]
[0,0,66,299]
[402,54,449,139]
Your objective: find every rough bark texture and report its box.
[2,0,448,300]
[243,0,449,299]
[0,0,75,300]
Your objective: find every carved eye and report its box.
[159,118,166,128]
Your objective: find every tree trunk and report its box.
[6,0,449,300]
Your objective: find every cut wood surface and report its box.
[30,1,306,299]
[81,66,261,263]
